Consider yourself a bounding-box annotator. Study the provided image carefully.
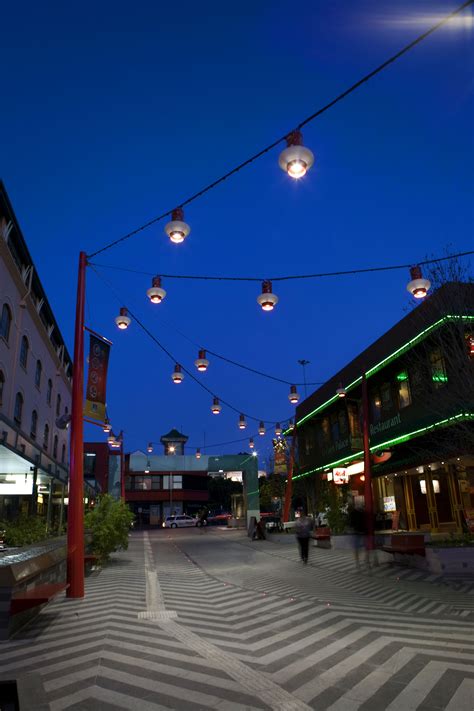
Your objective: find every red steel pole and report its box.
[282,426,297,523]
[67,251,87,598]
[361,373,374,550]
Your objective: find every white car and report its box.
[162,515,198,529]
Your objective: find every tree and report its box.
[84,495,134,563]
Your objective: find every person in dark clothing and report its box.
[295,514,312,563]
[252,519,266,540]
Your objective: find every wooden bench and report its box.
[381,534,425,557]
[313,527,331,548]
[11,582,69,615]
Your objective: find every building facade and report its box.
[0,181,72,525]
[295,283,474,535]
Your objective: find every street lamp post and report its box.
[298,359,310,397]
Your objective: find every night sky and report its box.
[1,1,472,468]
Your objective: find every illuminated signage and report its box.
[0,474,33,496]
[333,468,349,484]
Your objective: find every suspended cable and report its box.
[89,249,474,283]
[86,1,473,260]
[90,266,292,425]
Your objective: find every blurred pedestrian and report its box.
[295,512,312,563]
[252,519,266,541]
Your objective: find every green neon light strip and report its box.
[293,411,474,481]
[297,315,474,428]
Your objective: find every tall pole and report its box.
[282,425,297,523]
[298,359,310,397]
[361,373,374,550]
[67,251,87,598]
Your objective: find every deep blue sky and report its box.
[1,0,473,467]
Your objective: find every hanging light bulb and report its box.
[238,414,247,430]
[195,349,209,372]
[196,448,201,459]
[147,276,166,304]
[115,307,131,330]
[278,130,315,179]
[249,437,254,449]
[164,207,191,244]
[169,445,176,454]
[288,418,295,431]
[107,432,116,445]
[145,461,151,474]
[147,442,153,453]
[258,421,265,436]
[103,418,112,433]
[172,364,184,383]
[288,385,300,404]
[257,280,278,311]
[211,397,221,414]
[275,423,282,437]
[336,383,346,398]
[407,266,431,299]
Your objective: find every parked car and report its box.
[162,515,198,528]
[206,513,232,526]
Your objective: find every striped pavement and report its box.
[0,529,473,709]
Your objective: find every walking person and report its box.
[295,512,313,564]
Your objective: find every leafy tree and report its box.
[0,516,49,546]
[84,494,134,563]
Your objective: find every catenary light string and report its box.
[90,249,474,283]
[86,1,473,260]
[90,266,292,425]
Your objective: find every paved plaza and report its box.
[2,528,474,710]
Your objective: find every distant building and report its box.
[83,441,123,500]
[295,282,474,535]
[0,181,72,524]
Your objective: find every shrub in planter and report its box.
[0,516,49,547]
[84,495,134,563]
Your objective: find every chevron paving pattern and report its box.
[0,529,473,710]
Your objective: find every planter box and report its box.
[425,546,474,575]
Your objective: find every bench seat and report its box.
[313,527,331,540]
[381,534,425,557]
[11,582,69,615]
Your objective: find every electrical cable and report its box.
[89,249,474,283]
[87,1,474,260]
[89,266,293,425]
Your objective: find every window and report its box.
[30,410,38,439]
[53,434,58,459]
[151,476,161,490]
[61,443,66,464]
[330,412,340,442]
[19,336,29,369]
[338,409,348,437]
[14,392,23,424]
[35,360,42,388]
[0,371,4,407]
[84,453,96,476]
[430,348,448,388]
[0,304,12,343]
[56,393,61,417]
[380,383,392,413]
[371,392,382,423]
[397,371,411,408]
[46,379,52,405]
[43,423,49,450]
[163,475,182,490]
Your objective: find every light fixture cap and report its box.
[407,266,431,299]
[257,280,278,311]
[164,208,190,244]
[211,397,221,414]
[278,132,314,178]
[195,349,209,372]
[172,363,184,383]
[288,385,300,404]
[275,422,282,436]
[115,307,131,329]
[258,421,265,436]
[238,414,247,430]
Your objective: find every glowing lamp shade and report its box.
[164,207,191,244]
[172,363,184,383]
[147,443,153,453]
[238,414,247,430]
[257,280,278,311]
[145,461,151,474]
[275,423,282,436]
[168,445,176,454]
[107,432,116,445]
[249,437,254,449]
[196,448,201,459]
[336,382,346,398]
[115,307,131,330]
[288,418,295,431]
[195,349,209,372]
[211,397,221,414]
[288,385,300,404]
[258,421,265,436]
[147,276,166,304]
[278,130,314,179]
[407,266,431,299]
[103,419,112,433]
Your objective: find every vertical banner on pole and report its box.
[273,439,288,475]
[84,335,110,422]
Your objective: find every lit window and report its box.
[397,371,411,408]
[0,304,12,342]
[19,336,29,369]
[430,349,448,388]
